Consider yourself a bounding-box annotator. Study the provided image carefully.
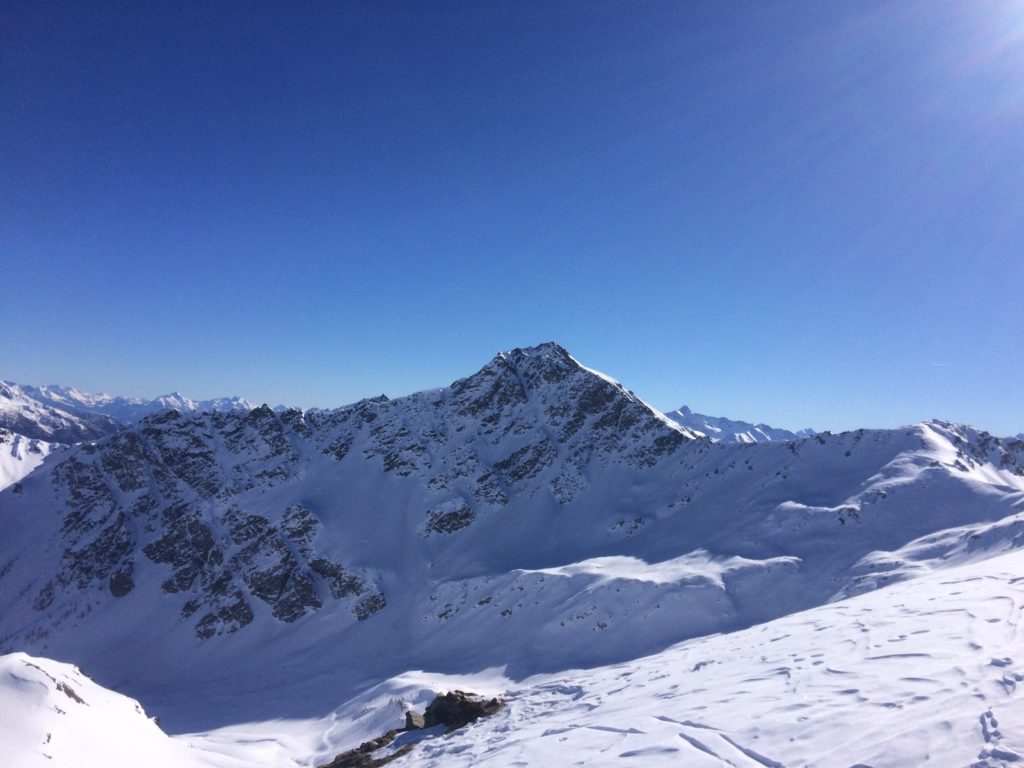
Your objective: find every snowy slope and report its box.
[282,545,1023,768]
[0,652,250,768]
[664,405,813,443]
[0,380,255,442]
[9,546,1024,768]
[0,429,60,492]
[1,343,1023,740]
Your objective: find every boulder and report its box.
[423,690,503,731]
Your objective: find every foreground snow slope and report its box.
[0,429,60,492]
[186,547,1024,767]
[385,545,1024,768]
[11,543,1020,767]
[0,653,247,768]
[1,344,1022,734]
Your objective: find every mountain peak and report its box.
[495,342,580,387]
[501,340,571,359]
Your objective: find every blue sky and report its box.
[2,1,1022,434]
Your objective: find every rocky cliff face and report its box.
[0,344,700,646]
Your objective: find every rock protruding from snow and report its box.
[423,690,503,731]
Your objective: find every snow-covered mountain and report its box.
[0,342,1019,768]
[0,380,255,443]
[0,428,61,492]
[0,382,123,443]
[2,342,1023,749]
[664,405,813,443]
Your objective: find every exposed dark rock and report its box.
[424,503,475,535]
[317,692,501,768]
[282,505,318,554]
[56,681,87,705]
[423,690,504,731]
[353,592,387,620]
[194,593,253,639]
[33,581,55,611]
[108,563,135,597]
[311,559,369,599]
[324,437,350,460]
[143,503,217,594]
[316,729,412,768]
[494,440,557,484]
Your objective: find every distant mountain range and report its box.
[663,405,814,443]
[0,373,821,495]
[0,380,256,443]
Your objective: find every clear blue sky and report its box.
[2,1,1022,434]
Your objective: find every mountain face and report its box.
[0,380,255,443]
[1,343,1023,734]
[664,405,813,443]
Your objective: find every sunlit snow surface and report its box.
[180,549,1024,767]
[0,431,58,491]
[0,653,247,768]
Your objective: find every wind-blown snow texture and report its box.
[1,342,1023,765]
